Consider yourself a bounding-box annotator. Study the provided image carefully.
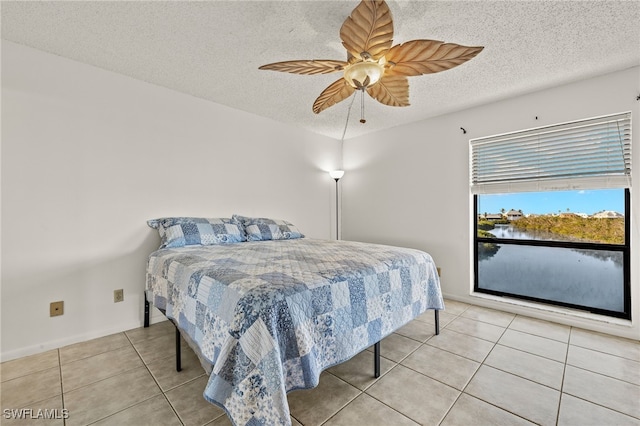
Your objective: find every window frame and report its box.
[473,189,631,319]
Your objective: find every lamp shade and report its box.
[329,170,345,180]
[343,61,384,89]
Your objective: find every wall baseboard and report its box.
[442,291,638,341]
[0,312,168,363]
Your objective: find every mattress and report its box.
[146,238,444,425]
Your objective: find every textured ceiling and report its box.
[2,1,639,140]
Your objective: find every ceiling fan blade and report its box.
[366,75,409,107]
[385,39,484,76]
[259,59,348,75]
[340,0,393,61]
[313,79,356,114]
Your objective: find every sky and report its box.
[477,189,625,215]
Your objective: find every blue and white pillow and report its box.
[147,217,245,249]
[233,215,304,241]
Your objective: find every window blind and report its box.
[470,112,632,194]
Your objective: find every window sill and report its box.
[469,291,633,328]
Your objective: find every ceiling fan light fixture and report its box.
[343,61,384,89]
[259,0,484,115]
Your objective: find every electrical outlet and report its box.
[114,289,124,303]
[50,301,64,317]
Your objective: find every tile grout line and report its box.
[124,328,186,426]
[439,311,548,425]
[321,309,462,426]
[362,307,474,426]
[58,334,131,367]
[473,314,557,424]
[560,358,640,421]
[316,372,367,426]
[62,331,166,426]
[565,363,640,388]
[563,328,640,387]
[58,349,66,426]
[479,346,565,393]
[338,381,420,426]
[81,328,189,425]
[378,305,504,425]
[555,326,572,425]
[433,307,471,425]
[459,311,515,390]
[61,354,147,393]
[559,393,640,422]
[568,342,640,363]
[83,395,163,426]
[61,367,161,424]
[487,325,571,365]
[422,327,497,364]
[493,342,568,365]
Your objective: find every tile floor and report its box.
[2,300,639,425]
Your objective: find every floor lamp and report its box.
[329,170,345,240]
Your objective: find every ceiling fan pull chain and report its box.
[360,89,366,124]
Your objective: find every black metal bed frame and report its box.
[144,294,440,377]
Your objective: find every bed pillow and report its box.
[147,217,245,248]
[233,215,304,241]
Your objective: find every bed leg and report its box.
[435,309,440,335]
[144,293,150,328]
[373,341,381,378]
[175,325,182,372]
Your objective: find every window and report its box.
[471,113,631,319]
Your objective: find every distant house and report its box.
[506,209,523,220]
[592,210,624,218]
[484,213,504,221]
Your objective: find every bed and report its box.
[144,216,444,426]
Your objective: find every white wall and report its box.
[343,67,640,340]
[3,41,638,362]
[1,41,340,361]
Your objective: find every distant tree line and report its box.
[512,216,624,245]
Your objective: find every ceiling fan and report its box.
[259,0,484,120]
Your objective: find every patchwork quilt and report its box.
[146,238,444,426]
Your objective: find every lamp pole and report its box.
[334,178,339,240]
[329,170,345,240]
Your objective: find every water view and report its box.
[478,225,624,312]
[476,189,628,316]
